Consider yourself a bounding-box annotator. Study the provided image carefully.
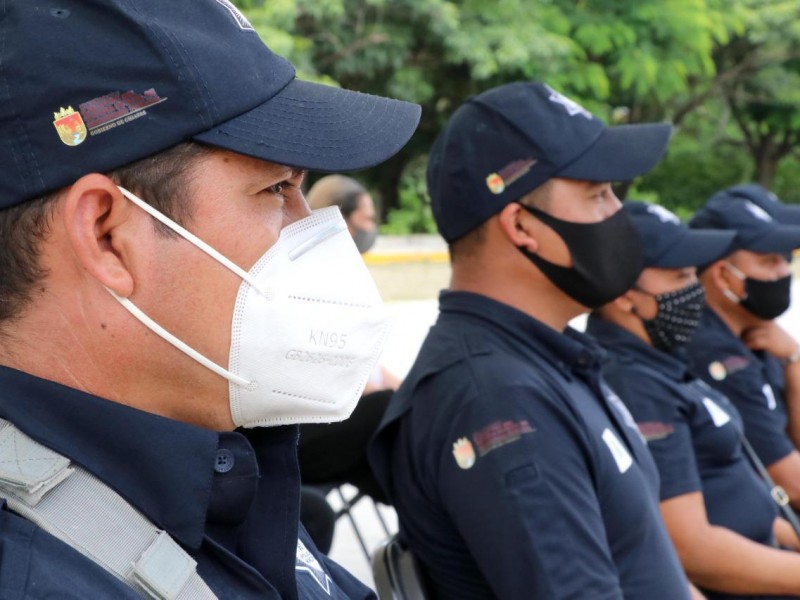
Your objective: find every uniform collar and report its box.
[0,366,219,549]
[439,291,605,376]
[585,315,689,381]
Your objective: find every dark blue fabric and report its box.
[685,307,794,468]
[368,291,689,600]
[586,316,778,548]
[0,366,373,600]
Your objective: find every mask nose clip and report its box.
[288,221,347,261]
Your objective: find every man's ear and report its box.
[61,174,136,297]
[497,202,539,253]
[703,260,728,292]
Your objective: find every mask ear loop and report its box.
[106,287,251,387]
[117,186,268,297]
[722,262,747,303]
[107,186,255,388]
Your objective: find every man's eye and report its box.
[266,182,286,195]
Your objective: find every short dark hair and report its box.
[0,142,214,325]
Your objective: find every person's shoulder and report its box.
[0,505,139,599]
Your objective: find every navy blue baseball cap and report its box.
[427,81,672,243]
[716,184,800,226]
[690,188,800,255]
[625,201,736,268]
[0,0,421,209]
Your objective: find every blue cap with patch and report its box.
[719,184,800,226]
[625,201,736,268]
[690,187,800,255]
[0,0,421,209]
[427,81,672,243]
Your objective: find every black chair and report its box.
[371,534,429,600]
[329,484,393,560]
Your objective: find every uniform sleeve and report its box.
[603,367,702,501]
[695,358,793,467]
[435,384,624,600]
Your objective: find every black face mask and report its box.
[726,264,792,320]
[517,205,644,309]
[637,282,706,352]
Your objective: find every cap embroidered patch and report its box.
[79,89,167,136]
[214,0,255,31]
[743,201,773,222]
[545,85,593,119]
[486,173,505,194]
[485,158,537,195]
[473,419,534,457]
[53,107,87,147]
[452,437,476,469]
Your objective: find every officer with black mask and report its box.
[588,201,800,599]
[685,185,800,511]
[368,81,699,599]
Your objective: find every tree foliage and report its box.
[233,0,800,231]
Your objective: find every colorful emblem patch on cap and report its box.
[486,173,505,194]
[485,158,537,195]
[452,437,476,469]
[53,106,87,147]
[708,361,726,381]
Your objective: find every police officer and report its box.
[0,1,419,598]
[369,81,694,599]
[588,201,800,600]
[684,187,800,509]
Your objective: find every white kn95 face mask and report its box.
[110,186,390,428]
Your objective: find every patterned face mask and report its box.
[638,282,706,352]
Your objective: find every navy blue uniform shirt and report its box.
[0,366,373,600]
[686,306,794,468]
[586,316,778,551]
[368,292,689,600]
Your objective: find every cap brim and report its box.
[193,79,421,172]
[744,225,800,254]
[557,123,672,182]
[652,229,737,268]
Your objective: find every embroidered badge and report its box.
[53,106,87,146]
[79,88,167,136]
[452,437,476,469]
[702,397,731,427]
[473,419,535,457]
[214,0,255,31]
[545,85,593,119]
[296,538,332,595]
[637,422,675,442]
[708,361,726,381]
[485,158,537,195]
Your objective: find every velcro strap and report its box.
[0,421,74,505]
[132,531,198,600]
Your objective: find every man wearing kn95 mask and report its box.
[0,1,419,598]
